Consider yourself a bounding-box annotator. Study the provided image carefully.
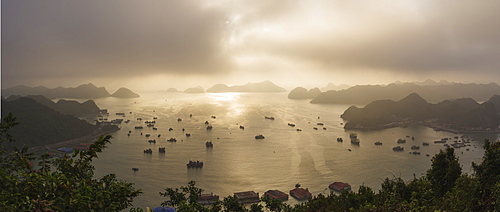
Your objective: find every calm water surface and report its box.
[89,92,497,209]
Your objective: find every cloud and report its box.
[2,0,233,81]
[229,1,500,76]
[2,1,500,89]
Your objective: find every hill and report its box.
[288,87,322,99]
[5,95,103,116]
[184,86,205,93]
[341,93,500,132]
[1,97,118,148]
[311,82,500,104]
[2,83,140,99]
[206,81,286,93]
[111,87,140,98]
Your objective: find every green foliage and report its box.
[0,113,141,211]
[426,147,462,196]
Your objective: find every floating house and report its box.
[264,190,289,201]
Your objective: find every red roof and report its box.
[290,188,312,199]
[329,182,351,190]
[264,190,288,199]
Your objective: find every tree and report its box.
[0,113,141,211]
[472,140,500,210]
[426,147,462,197]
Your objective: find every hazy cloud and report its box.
[2,1,500,89]
[2,1,232,80]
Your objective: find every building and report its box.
[234,191,260,204]
[264,190,289,201]
[329,182,352,192]
[289,188,312,201]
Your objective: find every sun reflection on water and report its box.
[207,93,245,117]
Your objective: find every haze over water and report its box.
[90,91,495,209]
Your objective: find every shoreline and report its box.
[28,127,120,154]
[345,122,500,134]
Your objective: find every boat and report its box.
[169,128,174,131]
[317,123,324,126]
[132,168,139,172]
[158,147,166,153]
[288,123,296,127]
[411,151,421,155]
[422,142,430,146]
[265,116,275,120]
[186,133,191,137]
[264,190,289,201]
[374,141,382,145]
[329,182,351,192]
[198,193,220,205]
[167,138,177,142]
[206,126,213,130]
[296,129,302,131]
[289,187,312,201]
[337,138,343,142]
[205,121,210,125]
[153,127,158,130]
[350,133,360,145]
[397,139,406,144]
[411,145,420,150]
[187,160,203,168]
[148,139,156,143]
[239,125,245,129]
[147,124,154,127]
[206,141,213,147]
[255,134,265,139]
[145,134,151,137]
[392,146,404,151]
[143,148,153,154]
[134,126,143,129]
[211,116,216,119]
[313,127,318,130]
[177,118,182,122]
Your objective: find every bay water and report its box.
[89,92,497,209]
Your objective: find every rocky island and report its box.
[288,87,322,99]
[184,86,205,93]
[111,87,140,98]
[341,93,500,133]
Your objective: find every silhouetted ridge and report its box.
[5,95,103,116]
[311,82,500,104]
[2,83,139,99]
[1,97,116,148]
[341,93,500,132]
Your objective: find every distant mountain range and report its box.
[321,83,351,91]
[311,82,500,104]
[206,81,286,93]
[1,97,118,148]
[2,83,140,99]
[5,95,103,116]
[341,93,500,132]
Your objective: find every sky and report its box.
[2,1,500,91]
